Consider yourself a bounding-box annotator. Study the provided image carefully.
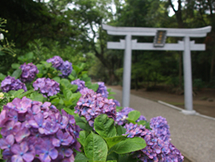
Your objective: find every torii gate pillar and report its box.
[103,24,211,115]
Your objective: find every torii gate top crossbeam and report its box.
[102,24,212,37]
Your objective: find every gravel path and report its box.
[111,88,215,162]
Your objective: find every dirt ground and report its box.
[108,85,215,118]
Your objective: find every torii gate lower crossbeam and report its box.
[103,24,211,115]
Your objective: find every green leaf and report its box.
[70,84,78,92]
[104,136,127,149]
[128,111,141,122]
[84,132,108,162]
[19,89,34,98]
[51,98,60,105]
[109,137,146,154]
[74,152,89,162]
[115,125,126,136]
[74,116,92,131]
[29,92,44,102]
[13,89,24,98]
[0,73,6,81]
[118,154,137,162]
[11,69,22,79]
[106,160,117,162]
[63,107,75,115]
[88,83,99,92]
[107,96,114,99]
[116,106,122,112]
[52,77,61,83]
[25,52,34,60]
[68,74,75,81]
[94,114,116,138]
[78,131,87,146]
[137,120,147,126]
[11,63,20,69]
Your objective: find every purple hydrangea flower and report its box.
[71,79,86,92]
[46,56,63,70]
[75,88,116,127]
[46,56,73,78]
[33,78,60,97]
[124,122,184,162]
[150,116,170,142]
[11,141,35,162]
[116,107,146,125]
[59,61,73,78]
[96,82,109,98]
[20,63,39,83]
[0,76,27,92]
[113,99,120,107]
[0,97,81,162]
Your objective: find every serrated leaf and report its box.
[30,93,44,102]
[74,116,92,131]
[84,132,108,162]
[63,107,75,115]
[78,131,87,146]
[51,98,60,105]
[19,89,34,98]
[115,125,126,136]
[104,136,127,149]
[13,89,24,98]
[74,152,89,162]
[128,111,141,122]
[11,69,22,79]
[109,137,146,154]
[94,114,116,138]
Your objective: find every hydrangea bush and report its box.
[20,63,39,83]
[75,88,116,127]
[0,97,81,162]
[0,55,184,162]
[47,56,72,78]
[71,79,86,92]
[116,107,146,125]
[0,76,27,92]
[33,78,60,97]
[96,82,108,98]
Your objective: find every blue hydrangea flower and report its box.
[0,97,81,162]
[124,122,184,162]
[20,63,39,83]
[150,116,170,142]
[46,56,63,70]
[113,99,121,107]
[46,56,73,78]
[0,76,27,92]
[96,82,109,98]
[75,88,116,127]
[71,79,86,92]
[58,61,72,78]
[33,78,60,97]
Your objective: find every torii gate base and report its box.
[103,24,211,115]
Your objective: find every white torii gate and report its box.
[103,24,211,115]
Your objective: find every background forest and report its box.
[1,0,215,92]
